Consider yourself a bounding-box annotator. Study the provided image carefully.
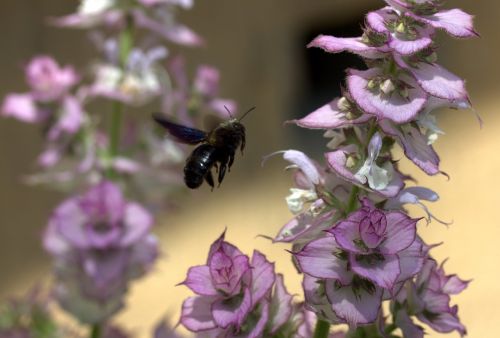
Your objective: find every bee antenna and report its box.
[224,105,234,119]
[238,106,256,122]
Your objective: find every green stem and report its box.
[343,121,378,214]
[313,319,331,338]
[365,121,378,146]
[106,15,134,180]
[90,324,102,338]
[346,185,360,214]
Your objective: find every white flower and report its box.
[79,0,115,16]
[417,113,444,145]
[324,130,346,150]
[286,188,318,215]
[354,132,394,191]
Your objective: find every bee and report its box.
[153,107,255,190]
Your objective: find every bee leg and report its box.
[240,134,246,155]
[228,152,235,171]
[218,160,228,187]
[205,171,215,191]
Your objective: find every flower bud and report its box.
[346,155,358,169]
[399,86,409,99]
[425,51,438,63]
[396,22,406,34]
[337,96,351,112]
[380,79,395,95]
[367,79,377,90]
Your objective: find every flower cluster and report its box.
[1,0,477,337]
[393,257,470,336]
[179,232,347,337]
[1,0,237,331]
[1,0,235,206]
[1,56,83,169]
[0,287,75,338]
[0,286,135,338]
[44,181,158,324]
[268,0,475,336]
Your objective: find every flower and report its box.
[279,0,476,334]
[354,132,393,191]
[264,150,345,245]
[383,0,478,38]
[25,56,79,102]
[1,56,81,125]
[53,0,203,46]
[43,181,158,324]
[1,55,85,169]
[153,319,183,338]
[86,46,168,106]
[325,141,404,198]
[162,56,237,126]
[0,287,75,338]
[393,257,470,337]
[180,231,275,334]
[180,231,313,337]
[294,198,425,326]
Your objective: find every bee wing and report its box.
[153,113,207,145]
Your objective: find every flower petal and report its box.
[207,231,243,262]
[330,210,366,254]
[366,8,391,34]
[57,95,84,135]
[350,254,401,289]
[120,202,153,246]
[395,56,468,102]
[410,8,478,38]
[274,210,334,244]
[389,26,434,55]
[250,250,275,304]
[308,35,387,59]
[378,211,418,254]
[183,265,218,296]
[180,296,217,332]
[268,274,293,334]
[209,253,250,296]
[325,149,363,187]
[442,275,470,295]
[395,310,425,338]
[245,301,270,338]
[396,237,425,284]
[132,10,203,46]
[347,68,427,124]
[264,150,322,187]
[55,198,90,248]
[293,98,371,129]
[419,307,467,335]
[1,93,41,123]
[380,120,440,175]
[295,236,353,285]
[211,287,253,329]
[325,280,383,326]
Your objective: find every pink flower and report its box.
[394,257,470,337]
[43,181,158,324]
[294,198,425,326]
[25,56,79,102]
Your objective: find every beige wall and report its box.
[1,1,499,337]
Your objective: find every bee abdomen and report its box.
[184,144,218,189]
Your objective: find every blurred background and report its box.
[0,0,499,337]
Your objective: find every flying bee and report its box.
[153,107,255,190]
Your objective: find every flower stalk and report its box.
[106,15,134,180]
[313,319,331,338]
[90,323,101,338]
